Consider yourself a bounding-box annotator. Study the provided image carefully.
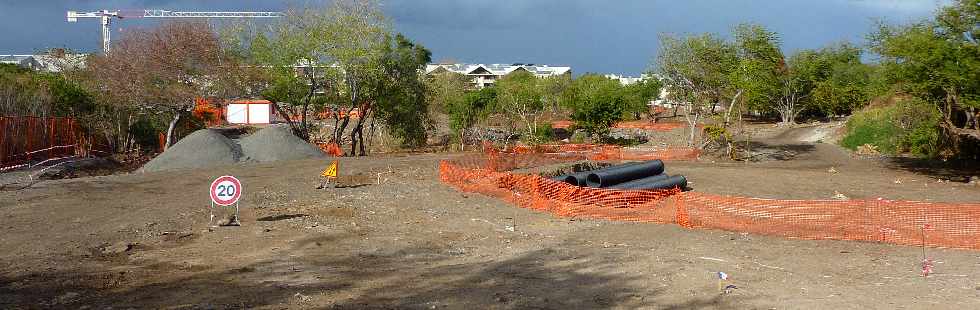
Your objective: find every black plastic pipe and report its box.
[552,174,580,185]
[606,173,671,189]
[619,175,687,190]
[585,160,665,188]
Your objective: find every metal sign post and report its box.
[209,175,243,227]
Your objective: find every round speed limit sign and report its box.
[210,175,242,206]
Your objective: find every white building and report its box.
[425,63,571,88]
[0,51,87,73]
[603,73,660,86]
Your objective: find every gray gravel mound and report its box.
[142,126,326,172]
[142,129,242,172]
[239,125,326,162]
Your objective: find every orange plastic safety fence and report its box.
[440,153,980,251]
[491,143,700,170]
[550,120,701,132]
[315,142,343,157]
[439,159,681,220]
[193,98,224,127]
[677,193,980,250]
[0,116,79,170]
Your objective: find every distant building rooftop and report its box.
[0,51,87,72]
[425,63,571,88]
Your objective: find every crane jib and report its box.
[66,9,284,55]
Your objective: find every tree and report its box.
[86,21,233,150]
[247,2,376,142]
[425,71,469,114]
[870,0,980,154]
[367,33,432,154]
[623,77,663,119]
[538,74,572,114]
[657,33,737,147]
[496,70,544,140]
[448,87,497,150]
[809,44,873,116]
[775,50,822,125]
[729,24,783,121]
[565,74,630,137]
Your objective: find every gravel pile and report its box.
[143,129,242,172]
[240,125,326,162]
[142,125,325,172]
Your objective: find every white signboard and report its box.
[226,104,248,124]
[247,103,270,124]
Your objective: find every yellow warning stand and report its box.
[317,160,339,189]
[322,160,339,178]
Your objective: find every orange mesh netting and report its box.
[551,120,700,132]
[440,148,980,250]
[315,142,343,157]
[498,143,701,165]
[1,116,79,170]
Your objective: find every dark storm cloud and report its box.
[0,0,947,75]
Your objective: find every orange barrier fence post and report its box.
[48,118,55,159]
[25,117,34,162]
[0,116,5,165]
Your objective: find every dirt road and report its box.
[2,148,980,309]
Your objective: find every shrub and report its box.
[840,99,939,157]
[840,106,902,153]
[533,123,554,142]
[566,74,629,137]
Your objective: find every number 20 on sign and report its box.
[209,175,242,227]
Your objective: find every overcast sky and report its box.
[0,0,950,75]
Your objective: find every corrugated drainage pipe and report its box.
[585,160,665,188]
[606,173,671,189]
[618,175,687,190]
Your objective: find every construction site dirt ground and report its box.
[3,131,980,308]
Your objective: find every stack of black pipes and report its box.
[552,160,687,190]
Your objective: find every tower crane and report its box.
[66,10,283,55]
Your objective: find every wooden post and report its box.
[49,118,56,159]
[25,117,34,162]
[0,116,5,165]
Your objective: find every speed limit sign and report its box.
[210,175,242,206]
[209,175,242,226]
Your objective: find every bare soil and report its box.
[2,126,980,309]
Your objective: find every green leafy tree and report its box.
[870,0,980,154]
[729,23,783,118]
[496,70,544,140]
[657,32,737,146]
[720,24,784,157]
[565,74,630,137]
[369,33,432,153]
[448,87,497,150]
[538,74,572,114]
[425,71,469,114]
[623,77,663,119]
[809,44,873,116]
[248,0,431,156]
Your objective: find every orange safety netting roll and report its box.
[440,150,980,250]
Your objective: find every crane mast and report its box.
[67,10,283,54]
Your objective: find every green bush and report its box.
[840,99,939,157]
[533,123,554,142]
[566,74,629,137]
[840,106,901,153]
